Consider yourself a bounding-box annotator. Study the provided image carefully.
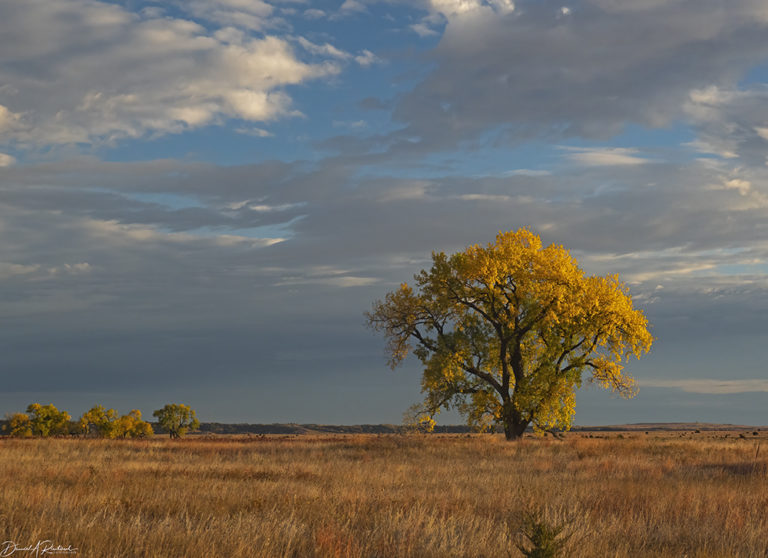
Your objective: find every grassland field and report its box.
[1,431,767,557]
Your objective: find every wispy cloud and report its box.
[641,379,768,394]
[562,147,653,167]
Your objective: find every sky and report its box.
[2,0,768,426]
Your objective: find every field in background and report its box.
[1,432,767,557]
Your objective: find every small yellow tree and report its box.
[366,229,653,440]
[113,410,154,438]
[27,403,71,437]
[80,405,119,438]
[80,406,154,438]
[4,412,32,437]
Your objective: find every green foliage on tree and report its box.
[26,403,71,437]
[153,403,199,439]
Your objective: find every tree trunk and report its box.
[502,403,529,441]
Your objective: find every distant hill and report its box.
[194,422,765,435]
[1,420,763,436]
[195,423,476,435]
[570,422,764,432]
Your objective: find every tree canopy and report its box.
[26,403,71,437]
[153,404,199,439]
[366,229,653,440]
[80,405,154,438]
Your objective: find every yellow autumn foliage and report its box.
[367,229,653,440]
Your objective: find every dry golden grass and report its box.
[1,432,767,557]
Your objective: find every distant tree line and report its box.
[2,403,199,439]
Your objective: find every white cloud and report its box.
[391,0,768,153]
[626,263,717,283]
[755,127,768,141]
[0,1,340,147]
[297,37,351,59]
[0,153,16,167]
[503,169,552,176]
[0,105,21,132]
[355,49,381,67]
[375,181,431,202]
[457,193,512,202]
[725,178,752,196]
[0,262,40,280]
[332,120,367,129]
[429,0,483,16]
[234,126,274,137]
[410,23,440,37]
[641,378,768,394]
[176,0,274,31]
[303,9,326,19]
[685,86,768,166]
[340,0,367,13]
[563,147,652,166]
[82,218,284,248]
[277,275,379,288]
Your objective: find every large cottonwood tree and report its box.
[366,229,653,440]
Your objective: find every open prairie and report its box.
[1,433,767,557]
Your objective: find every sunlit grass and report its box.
[0,433,766,557]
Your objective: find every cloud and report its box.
[0,0,341,148]
[3,146,768,420]
[410,23,441,37]
[386,0,768,153]
[340,0,367,13]
[684,86,768,166]
[562,147,653,166]
[0,153,16,167]
[297,37,351,59]
[354,49,381,67]
[234,126,274,137]
[503,169,552,176]
[276,275,380,288]
[175,0,275,31]
[428,0,515,17]
[303,9,326,19]
[332,120,368,129]
[640,379,768,394]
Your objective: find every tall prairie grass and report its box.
[0,433,766,557]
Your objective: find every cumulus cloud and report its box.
[0,0,340,147]
[429,0,515,17]
[386,0,768,153]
